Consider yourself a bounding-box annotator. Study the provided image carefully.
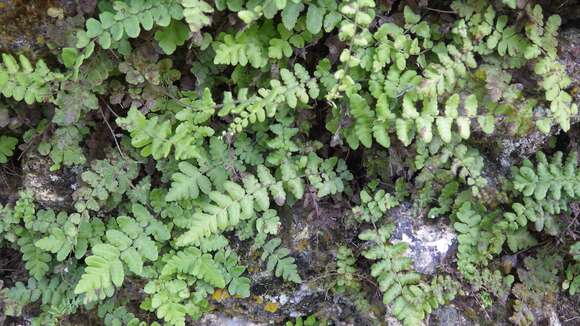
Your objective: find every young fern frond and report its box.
[221,64,319,135]
[260,237,301,283]
[0,54,62,104]
[512,151,580,201]
[76,0,184,50]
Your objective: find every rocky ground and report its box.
[0,1,579,325]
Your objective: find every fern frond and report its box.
[0,54,62,104]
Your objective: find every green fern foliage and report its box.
[0,54,62,104]
[359,224,460,325]
[2,0,580,324]
[0,135,18,163]
[512,151,580,201]
[563,242,580,295]
[76,1,184,49]
[181,0,214,33]
[260,237,301,283]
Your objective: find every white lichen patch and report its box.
[391,204,457,275]
[24,175,66,205]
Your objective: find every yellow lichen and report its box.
[295,239,310,252]
[211,288,230,302]
[264,302,279,313]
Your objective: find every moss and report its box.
[0,0,76,57]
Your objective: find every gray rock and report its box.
[429,305,474,326]
[472,28,580,171]
[559,28,580,97]
[195,314,266,326]
[390,203,457,275]
[21,151,78,209]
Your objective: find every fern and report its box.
[76,0,183,50]
[212,24,270,68]
[285,315,329,326]
[510,253,562,325]
[34,210,91,261]
[117,91,217,160]
[38,126,88,171]
[563,242,580,295]
[0,54,62,104]
[74,153,140,213]
[512,151,580,201]
[260,237,301,283]
[161,247,226,287]
[165,161,212,201]
[351,184,400,223]
[75,204,167,302]
[0,135,18,163]
[222,64,319,134]
[359,224,460,325]
[174,179,266,246]
[501,197,564,236]
[332,244,376,315]
[74,243,125,303]
[154,20,190,55]
[144,279,204,326]
[3,275,81,321]
[335,246,358,293]
[452,202,503,278]
[3,1,580,324]
[181,0,214,33]
[470,268,514,306]
[98,300,152,326]
[146,247,247,325]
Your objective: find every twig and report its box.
[102,99,121,118]
[98,104,126,160]
[425,7,457,14]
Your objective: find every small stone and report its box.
[21,151,78,209]
[390,203,457,275]
[430,305,474,326]
[195,314,266,326]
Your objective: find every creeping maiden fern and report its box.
[75,204,167,303]
[260,237,301,283]
[2,0,580,324]
[180,0,214,33]
[563,242,580,295]
[0,135,18,163]
[0,54,62,104]
[76,0,184,50]
[512,151,580,202]
[359,224,460,325]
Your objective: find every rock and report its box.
[0,0,80,57]
[0,169,21,205]
[429,305,474,326]
[548,308,562,326]
[199,202,376,324]
[205,283,333,324]
[469,28,580,171]
[555,294,580,326]
[21,151,78,209]
[194,314,266,326]
[390,203,457,275]
[560,28,580,104]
